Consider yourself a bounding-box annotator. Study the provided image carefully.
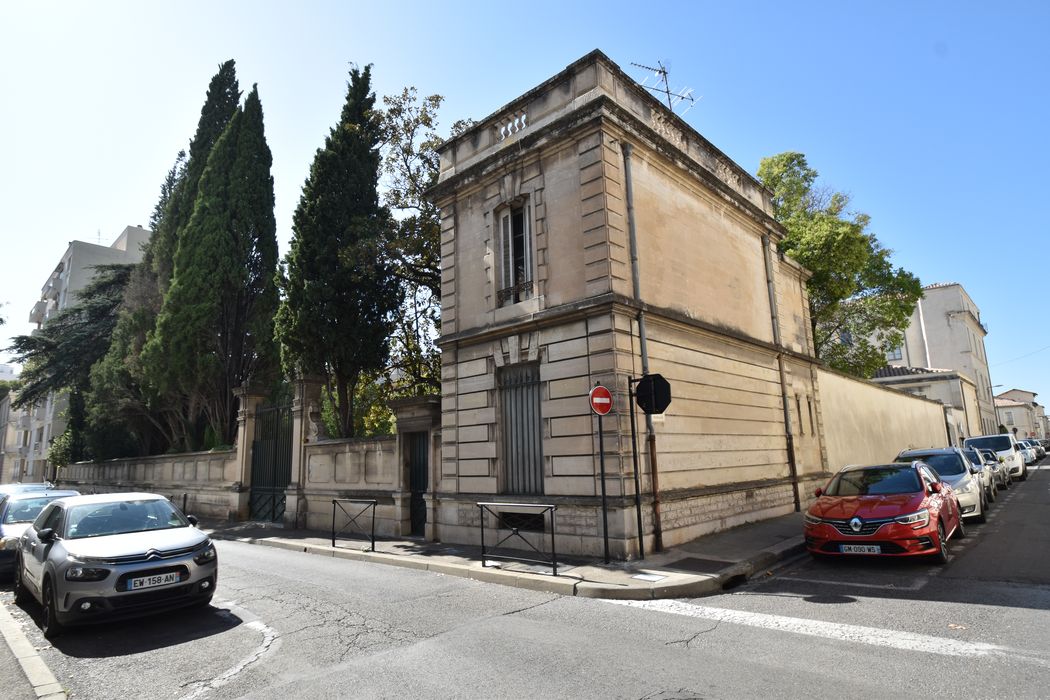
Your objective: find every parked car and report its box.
[895,448,986,523]
[0,490,80,577]
[13,492,217,638]
[964,434,1027,481]
[0,483,53,498]
[804,462,964,564]
[961,448,996,504]
[1022,439,1045,460]
[979,448,1012,489]
[1017,440,1038,466]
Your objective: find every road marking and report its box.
[177,600,279,700]
[607,599,1050,665]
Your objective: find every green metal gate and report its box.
[250,403,293,521]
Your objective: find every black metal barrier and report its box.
[477,502,558,576]
[169,493,188,514]
[332,499,377,551]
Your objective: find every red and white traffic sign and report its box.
[589,384,613,416]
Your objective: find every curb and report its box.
[210,531,807,600]
[0,602,66,699]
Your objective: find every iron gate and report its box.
[250,402,292,521]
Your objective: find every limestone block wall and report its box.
[58,450,240,520]
[295,436,403,536]
[817,367,949,473]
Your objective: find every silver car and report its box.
[13,492,217,637]
[0,490,80,577]
[896,447,986,523]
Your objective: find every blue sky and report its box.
[1,1,1048,399]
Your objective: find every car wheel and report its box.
[933,522,950,565]
[954,508,967,538]
[42,580,64,639]
[988,483,997,503]
[1020,466,1028,482]
[12,556,29,605]
[974,496,987,523]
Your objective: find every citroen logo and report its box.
[145,549,161,561]
[849,517,863,533]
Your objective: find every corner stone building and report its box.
[428,51,827,558]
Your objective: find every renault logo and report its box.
[849,517,863,533]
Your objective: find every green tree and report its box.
[91,62,241,456]
[276,65,402,437]
[6,264,135,461]
[143,85,280,447]
[757,152,922,378]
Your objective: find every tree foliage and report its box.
[90,61,241,456]
[143,85,279,447]
[757,152,922,378]
[276,65,402,437]
[5,264,134,461]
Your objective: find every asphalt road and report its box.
[2,465,1049,699]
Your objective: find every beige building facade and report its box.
[6,225,150,482]
[995,389,1045,440]
[885,282,996,435]
[429,50,830,558]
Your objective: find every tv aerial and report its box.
[632,61,698,116]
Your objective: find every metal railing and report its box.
[477,502,558,576]
[331,499,377,551]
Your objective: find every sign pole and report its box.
[628,377,644,560]
[589,383,613,564]
[598,411,610,564]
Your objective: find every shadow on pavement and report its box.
[2,584,242,658]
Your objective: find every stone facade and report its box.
[428,50,825,558]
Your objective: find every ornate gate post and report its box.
[233,384,269,520]
[285,375,326,528]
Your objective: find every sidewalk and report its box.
[203,511,806,600]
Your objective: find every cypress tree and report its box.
[144,85,279,446]
[276,65,402,437]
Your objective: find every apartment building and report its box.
[884,282,996,435]
[6,225,150,482]
[995,389,1045,440]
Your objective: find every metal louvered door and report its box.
[249,403,292,521]
[408,431,428,537]
[499,364,544,495]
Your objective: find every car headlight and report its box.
[955,479,975,494]
[803,512,823,526]
[193,542,217,565]
[894,508,930,527]
[65,566,110,581]
[0,537,19,551]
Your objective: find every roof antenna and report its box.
[631,61,699,116]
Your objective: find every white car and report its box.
[1018,440,1038,466]
[964,434,1027,482]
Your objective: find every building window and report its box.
[795,396,804,435]
[1005,411,1014,425]
[498,363,544,495]
[497,202,533,306]
[886,345,903,361]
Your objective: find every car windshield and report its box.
[962,449,983,466]
[825,467,922,496]
[3,496,66,524]
[965,436,1011,452]
[897,453,966,476]
[65,499,188,539]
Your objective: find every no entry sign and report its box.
[589,384,613,416]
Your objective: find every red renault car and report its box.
[804,461,964,564]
